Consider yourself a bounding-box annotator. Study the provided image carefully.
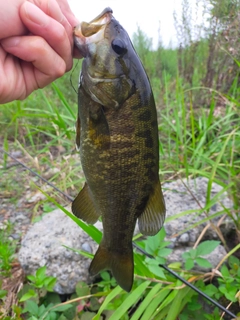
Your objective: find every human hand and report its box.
[0,0,80,103]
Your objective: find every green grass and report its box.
[0,223,17,276]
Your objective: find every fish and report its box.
[72,7,166,292]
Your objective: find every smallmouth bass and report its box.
[72,8,166,292]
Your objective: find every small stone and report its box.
[15,214,27,222]
[0,223,7,230]
[43,168,60,180]
[10,151,22,158]
[27,191,46,203]
[211,204,217,211]
[64,251,73,259]
[60,274,68,281]
[178,233,190,244]
[167,242,175,249]
[9,217,16,224]
[9,233,21,240]
[189,232,197,243]
[82,242,92,253]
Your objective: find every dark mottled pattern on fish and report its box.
[79,82,159,248]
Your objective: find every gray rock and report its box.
[163,177,233,246]
[178,233,190,244]
[18,207,99,294]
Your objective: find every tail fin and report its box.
[89,243,133,292]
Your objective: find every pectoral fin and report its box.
[138,180,166,236]
[72,183,100,224]
[89,106,110,149]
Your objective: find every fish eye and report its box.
[111,39,127,56]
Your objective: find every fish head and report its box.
[74,8,136,108]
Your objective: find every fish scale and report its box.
[72,7,166,292]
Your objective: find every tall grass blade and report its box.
[131,283,162,320]
[52,82,75,119]
[108,281,151,320]
[141,286,171,320]
[206,130,237,207]
[3,135,9,169]
[161,287,193,320]
[92,286,123,320]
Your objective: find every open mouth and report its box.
[74,7,113,40]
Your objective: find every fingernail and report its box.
[1,37,20,47]
[23,1,49,26]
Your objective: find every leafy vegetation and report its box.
[1,233,239,319]
[0,223,18,276]
[0,0,239,319]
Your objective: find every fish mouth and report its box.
[74,7,113,57]
[88,7,113,28]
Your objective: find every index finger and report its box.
[20,1,73,70]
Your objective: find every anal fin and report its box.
[138,180,166,236]
[72,183,100,224]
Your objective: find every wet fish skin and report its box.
[72,8,166,292]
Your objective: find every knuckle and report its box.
[56,60,66,77]
[0,73,13,103]
[65,58,73,72]
[49,59,66,79]
[31,36,47,54]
